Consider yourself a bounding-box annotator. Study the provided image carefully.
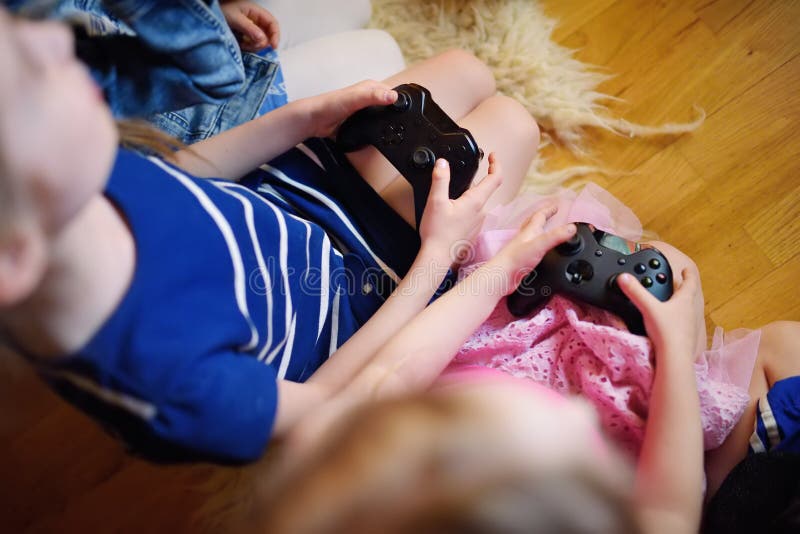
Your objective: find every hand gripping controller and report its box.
[336,83,484,226]
[506,223,674,335]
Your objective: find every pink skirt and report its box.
[444,183,760,456]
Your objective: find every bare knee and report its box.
[436,49,497,100]
[757,321,800,385]
[484,94,541,153]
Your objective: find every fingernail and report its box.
[566,223,576,234]
[384,90,396,102]
[618,273,632,283]
[436,159,448,168]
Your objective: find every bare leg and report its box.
[704,321,800,499]
[346,49,497,198]
[380,94,541,226]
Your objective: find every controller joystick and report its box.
[392,91,411,111]
[412,147,436,169]
[507,223,673,335]
[558,233,584,255]
[336,83,484,226]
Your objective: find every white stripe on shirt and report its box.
[218,183,295,367]
[150,158,259,351]
[277,314,297,380]
[43,369,157,420]
[213,183,275,362]
[260,163,400,283]
[328,289,341,357]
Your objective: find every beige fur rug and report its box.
[369,0,703,189]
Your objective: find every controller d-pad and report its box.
[565,260,593,284]
[381,124,405,146]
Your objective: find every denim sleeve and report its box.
[54,0,245,117]
[102,0,245,100]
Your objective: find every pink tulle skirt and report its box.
[442,184,760,456]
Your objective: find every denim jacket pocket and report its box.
[149,52,282,144]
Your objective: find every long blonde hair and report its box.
[217,391,640,534]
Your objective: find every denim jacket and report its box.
[6,0,286,142]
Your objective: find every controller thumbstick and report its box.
[556,233,583,255]
[412,147,436,169]
[608,274,625,296]
[392,91,411,111]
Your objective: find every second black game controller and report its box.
[336,83,484,226]
[506,223,673,335]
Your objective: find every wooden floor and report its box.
[1,1,799,532]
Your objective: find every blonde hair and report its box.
[116,119,185,160]
[218,391,640,534]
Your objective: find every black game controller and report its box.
[506,223,673,335]
[336,83,484,226]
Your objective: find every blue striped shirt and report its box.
[34,146,418,463]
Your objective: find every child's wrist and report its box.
[417,241,455,268]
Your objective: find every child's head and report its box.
[0,8,117,305]
[237,380,639,534]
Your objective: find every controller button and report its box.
[594,249,603,257]
[459,160,466,167]
[442,145,452,153]
[634,263,646,274]
[649,258,661,269]
[392,92,411,111]
[641,276,653,288]
[617,258,627,265]
[557,234,583,255]
[656,273,667,284]
[412,147,436,169]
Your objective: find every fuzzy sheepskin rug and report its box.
[369,0,703,188]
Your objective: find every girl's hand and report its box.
[490,208,578,294]
[310,80,398,138]
[221,1,280,51]
[617,257,704,359]
[418,154,503,261]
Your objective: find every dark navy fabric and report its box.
[749,376,800,454]
[31,145,420,463]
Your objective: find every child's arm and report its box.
[340,210,576,398]
[270,156,504,436]
[172,81,398,180]
[617,266,705,534]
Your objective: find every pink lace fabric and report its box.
[445,184,760,456]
